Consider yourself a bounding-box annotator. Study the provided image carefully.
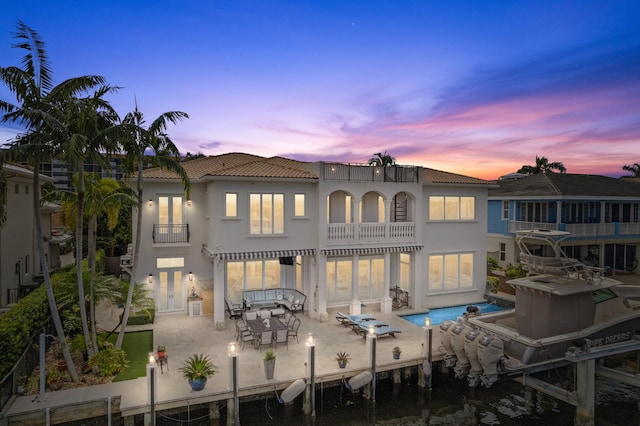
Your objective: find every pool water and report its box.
[400,302,505,327]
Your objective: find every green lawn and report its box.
[105,330,153,381]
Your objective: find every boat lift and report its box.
[513,335,640,426]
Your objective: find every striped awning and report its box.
[320,245,423,256]
[213,248,316,261]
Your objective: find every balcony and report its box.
[323,163,419,183]
[327,222,415,244]
[153,224,190,244]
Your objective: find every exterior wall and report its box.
[419,185,489,309]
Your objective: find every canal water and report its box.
[144,367,637,425]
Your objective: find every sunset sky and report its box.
[1,1,639,180]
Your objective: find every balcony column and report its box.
[350,254,361,315]
[213,257,225,330]
[386,197,393,239]
[352,197,360,240]
[380,252,393,313]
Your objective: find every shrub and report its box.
[505,263,527,279]
[88,346,129,377]
[487,256,499,269]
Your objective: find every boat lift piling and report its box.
[514,336,640,426]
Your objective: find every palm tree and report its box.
[622,163,640,177]
[110,102,190,348]
[517,155,566,174]
[0,21,105,382]
[368,151,396,166]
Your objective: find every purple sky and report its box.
[1,1,639,180]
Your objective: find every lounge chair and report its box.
[335,312,377,327]
[352,320,389,335]
[360,325,402,339]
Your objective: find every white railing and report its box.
[565,223,614,238]
[327,222,415,244]
[619,222,640,235]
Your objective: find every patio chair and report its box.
[286,314,297,330]
[288,318,301,343]
[274,328,288,351]
[335,312,377,328]
[240,331,255,350]
[235,319,251,342]
[225,297,244,320]
[255,330,273,352]
[361,326,402,339]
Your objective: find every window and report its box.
[357,257,384,300]
[25,185,29,195]
[520,202,548,222]
[428,253,474,291]
[399,253,411,291]
[225,193,237,217]
[294,193,305,217]
[429,196,475,221]
[226,260,281,296]
[502,201,509,220]
[25,255,29,274]
[499,243,506,262]
[250,193,284,234]
[15,184,19,194]
[326,259,352,304]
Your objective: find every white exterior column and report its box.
[213,258,225,330]
[350,254,361,315]
[316,254,329,322]
[380,252,393,313]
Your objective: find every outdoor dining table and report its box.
[246,318,288,335]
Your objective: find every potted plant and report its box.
[263,349,276,380]
[47,369,65,390]
[179,354,217,391]
[157,345,166,359]
[334,351,351,368]
[392,346,402,360]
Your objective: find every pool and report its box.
[400,302,505,327]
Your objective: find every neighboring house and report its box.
[0,164,68,309]
[488,173,640,275]
[125,153,494,328]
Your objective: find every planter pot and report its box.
[56,361,68,372]
[264,359,276,380]
[393,353,401,360]
[48,380,63,390]
[188,377,207,391]
[337,360,347,369]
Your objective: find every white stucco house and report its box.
[125,153,494,328]
[0,163,68,309]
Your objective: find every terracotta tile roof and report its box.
[489,173,640,197]
[422,167,494,185]
[142,153,317,180]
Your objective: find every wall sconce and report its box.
[187,199,192,206]
[148,274,153,284]
[148,199,153,207]
[188,272,193,281]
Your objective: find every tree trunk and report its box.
[75,163,93,358]
[34,157,79,382]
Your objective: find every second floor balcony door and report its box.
[157,196,185,243]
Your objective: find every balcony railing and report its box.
[153,224,190,243]
[323,163,419,182]
[327,222,416,244]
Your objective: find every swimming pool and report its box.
[400,302,505,327]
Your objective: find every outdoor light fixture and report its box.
[369,325,375,335]
[424,317,431,329]
[306,333,316,347]
[148,274,153,284]
[148,199,153,206]
[227,342,238,357]
[188,272,193,281]
[306,333,316,416]
[148,352,156,364]
[228,342,240,425]
[187,199,192,206]
[423,316,433,390]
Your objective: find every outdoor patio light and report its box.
[369,325,375,335]
[306,333,316,347]
[148,274,153,284]
[148,199,153,206]
[424,317,431,329]
[148,352,156,364]
[189,272,193,281]
[227,342,238,357]
[228,341,240,425]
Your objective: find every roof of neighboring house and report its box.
[142,153,317,180]
[489,173,640,197]
[422,167,494,185]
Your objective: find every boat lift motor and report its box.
[463,329,484,387]
[439,320,457,367]
[477,334,504,388]
[450,323,471,379]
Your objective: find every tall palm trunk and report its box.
[75,163,94,357]
[34,156,79,382]
[88,213,99,354]
[116,160,144,348]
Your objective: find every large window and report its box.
[428,253,474,291]
[520,202,548,222]
[399,253,411,291]
[250,193,284,234]
[502,200,509,220]
[326,260,352,304]
[429,196,475,221]
[226,260,281,301]
[358,257,384,300]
